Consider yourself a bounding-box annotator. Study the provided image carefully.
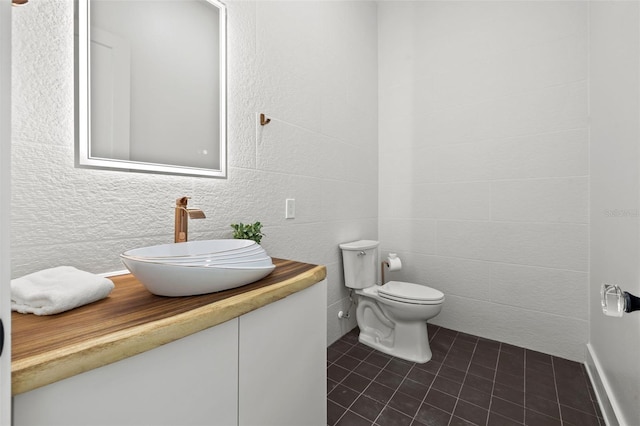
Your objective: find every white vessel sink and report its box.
[122,239,259,259]
[120,240,275,297]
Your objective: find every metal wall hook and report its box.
[259,113,271,126]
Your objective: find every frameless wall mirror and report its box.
[76,0,226,178]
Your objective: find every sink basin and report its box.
[122,239,259,259]
[120,240,275,297]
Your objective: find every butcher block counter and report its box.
[12,258,327,396]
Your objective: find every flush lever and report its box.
[357,251,366,256]
[601,283,640,317]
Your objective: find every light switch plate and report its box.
[285,198,295,219]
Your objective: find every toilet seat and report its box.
[378,281,444,305]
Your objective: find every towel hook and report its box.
[259,113,271,126]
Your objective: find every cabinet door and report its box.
[239,280,327,426]
[14,318,239,426]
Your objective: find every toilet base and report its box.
[358,320,432,364]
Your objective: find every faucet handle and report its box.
[176,196,190,207]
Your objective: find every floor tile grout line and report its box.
[522,345,527,425]
[551,357,565,425]
[406,328,460,426]
[483,342,501,426]
[369,324,446,425]
[328,338,364,426]
[331,348,393,426]
[328,329,598,426]
[407,325,455,425]
[446,332,482,426]
[369,362,412,425]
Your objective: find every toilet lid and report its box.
[378,281,444,304]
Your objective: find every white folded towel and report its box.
[11,266,115,315]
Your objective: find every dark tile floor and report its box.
[327,325,604,426]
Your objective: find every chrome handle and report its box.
[601,283,640,317]
[357,251,366,256]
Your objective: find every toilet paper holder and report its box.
[601,283,640,317]
[381,253,402,284]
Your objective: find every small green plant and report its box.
[230,221,265,244]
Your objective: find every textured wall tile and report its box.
[436,221,493,261]
[433,142,492,182]
[488,222,588,271]
[378,251,492,303]
[327,296,358,346]
[256,119,326,178]
[489,128,588,180]
[326,262,348,307]
[420,256,493,302]
[254,2,326,134]
[379,218,437,256]
[378,183,414,219]
[379,1,589,360]
[492,178,588,224]
[11,0,378,348]
[225,1,257,170]
[11,0,74,146]
[490,263,588,320]
[379,141,415,185]
[322,180,377,222]
[425,182,491,220]
[431,295,588,362]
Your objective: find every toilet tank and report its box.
[339,240,379,289]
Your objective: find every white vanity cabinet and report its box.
[13,318,239,426]
[239,278,327,426]
[13,279,327,426]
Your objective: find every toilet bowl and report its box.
[339,240,444,363]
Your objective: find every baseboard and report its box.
[585,343,623,426]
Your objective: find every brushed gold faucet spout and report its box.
[174,197,206,243]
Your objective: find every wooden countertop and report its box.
[12,258,326,395]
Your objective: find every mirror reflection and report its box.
[77,0,226,177]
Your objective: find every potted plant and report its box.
[230,221,265,244]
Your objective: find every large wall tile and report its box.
[492,178,588,224]
[490,263,588,320]
[488,222,588,271]
[379,1,588,360]
[489,129,588,180]
[431,295,588,361]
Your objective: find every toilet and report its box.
[339,240,444,363]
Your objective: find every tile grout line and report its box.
[331,341,394,426]
[484,342,501,426]
[369,325,445,425]
[329,330,602,426]
[522,347,527,426]
[328,338,360,426]
[369,356,415,425]
[410,326,451,425]
[485,343,502,425]
[551,357,564,426]
[408,327,458,426]
[445,332,479,426]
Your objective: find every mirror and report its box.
[76,0,226,178]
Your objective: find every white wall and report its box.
[589,1,640,425]
[11,0,378,345]
[378,2,589,361]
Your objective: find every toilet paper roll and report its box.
[386,253,402,271]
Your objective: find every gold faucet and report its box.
[174,197,206,243]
